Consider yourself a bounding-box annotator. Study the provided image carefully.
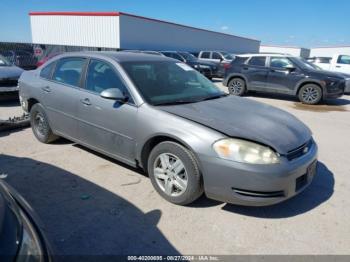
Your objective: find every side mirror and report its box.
[285,65,296,72]
[100,88,128,103]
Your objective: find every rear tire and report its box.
[30,103,58,143]
[148,141,203,205]
[298,84,322,105]
[228,78,246,96]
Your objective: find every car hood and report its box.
[0,182,21,257]
[0,66,24,79]
[159,96,311,154]
[306,68,346,79]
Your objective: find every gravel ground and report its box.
[0,87,349,256]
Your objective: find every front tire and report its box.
[298,84,322,105]
[148,141,203,205]
[228,78,246,96]
[30,103,58,143]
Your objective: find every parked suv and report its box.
[224,54,346,104]
[161,51,224,79]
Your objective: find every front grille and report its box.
[232,188,284,198]
[0,79,18,87]
[295,174,308,192]
[286,139,313,161]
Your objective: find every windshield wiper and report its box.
[153,100,195,106]
[194,93,229,102]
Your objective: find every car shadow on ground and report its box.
[0,154,180,256]
[221,162,334,218]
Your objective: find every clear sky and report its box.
[1,0,349,48]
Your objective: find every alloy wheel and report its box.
[229,80,243,95]
[153,153,188,197]
[34,112,47,136]
[301,86,319,103]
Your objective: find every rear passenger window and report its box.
[248,56,266,67]
[201,52,210,59]
[40,62,56,80]
[85,59,129,97]
[53,58,86,87]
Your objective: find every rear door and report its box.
[243,56,268,90]
[265,56,304,94]
[77,58,137,163]
[331,55,350,73]
[40,57,86,138]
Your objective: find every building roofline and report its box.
[261,44,309,50]
[29,11,260,42]
[311,45,350,49]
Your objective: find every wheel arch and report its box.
[295,81,324,97]
[138,134,199,172]
[27,98,40,112]
[225,74,248,88]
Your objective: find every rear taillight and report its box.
[223,63,232,70]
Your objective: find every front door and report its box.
[77,59,137,163]
[331,55,350,74]
[266,56,304,94]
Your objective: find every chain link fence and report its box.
[0,42,117,70]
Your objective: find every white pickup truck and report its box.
[308,55,350,93]
[308,54,350,74]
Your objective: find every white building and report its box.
[310,46,350,57]
[29,11,260,53]
[260,45,310,58]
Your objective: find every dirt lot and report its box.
[1,87,350,255]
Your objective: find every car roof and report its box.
[238,53,294,57]
[53,51,175,63]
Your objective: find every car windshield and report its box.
[178,52,197,61]
[221,52,234,60]
[121,61,226,106]
[0,55,11,66]
[290,57,322,70]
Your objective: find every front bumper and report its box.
[324,80,345,99]
[345,79,350,94]
[198,141,318,206]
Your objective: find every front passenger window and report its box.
[270,57,294,69]
[85,59,129,96]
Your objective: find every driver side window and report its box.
[270,57,294,69]
[212,52,222,60]
[85,59,129,96]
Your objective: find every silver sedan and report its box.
[19,52,318,206]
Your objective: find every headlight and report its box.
[17,210,44,261]
[213,138,280,164]
[326,77,341,86]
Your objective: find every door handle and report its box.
[41,86,51,93]
[336,66,341,68]
[80,98,91,106]
[243,67,249,70]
